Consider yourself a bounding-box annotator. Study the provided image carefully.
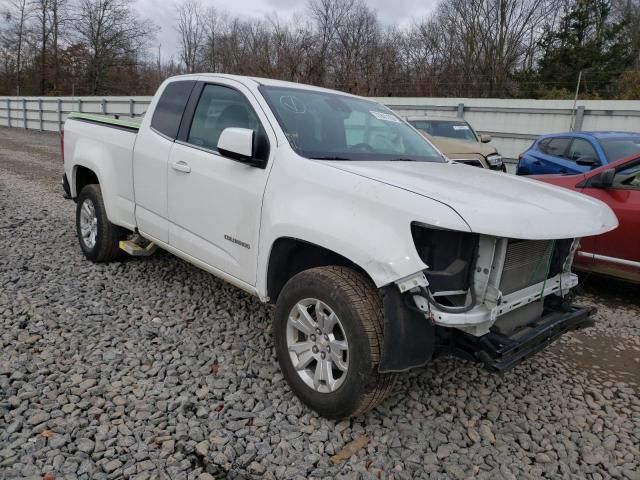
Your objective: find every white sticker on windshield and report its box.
[452,125,470,130]
[370,111,400,123]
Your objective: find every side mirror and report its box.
[576,156,600,168]
[218,127,254,159]
[590,168,615,188]
[480,134,491,143]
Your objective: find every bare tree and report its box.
[75,0,155,94]
[49,0,68,93]
[0,0,637,98]
[332,2,380,93]
[267,13,316,82]
[406,0,563,97]
[33,0,52,95]
[307,0,355,84]
[176,0,206,73]
[1,0,32,94]
[201,6,225,71]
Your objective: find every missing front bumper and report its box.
[422,272,579,336]
[469,304,595,371]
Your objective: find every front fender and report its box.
[256,154,470,296]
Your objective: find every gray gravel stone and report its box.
[27,411,50,425]
[76,438,95,454]
[102,459,122,473]
[0,130,639,480]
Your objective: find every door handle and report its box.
[171,161,191,173]
[533,160,542,165]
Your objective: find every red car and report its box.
[533,154,640,283]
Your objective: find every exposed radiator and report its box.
[500,240,554,295]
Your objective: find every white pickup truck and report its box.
[62,74,617,418]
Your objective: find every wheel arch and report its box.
[265,237,436,374]
[265,237,374,304]
[73,164,100,197]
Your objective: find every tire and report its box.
[75,184,126,262]
[274,266,396,419]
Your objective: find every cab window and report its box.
[187,84,264,155]
[151,81,196,139]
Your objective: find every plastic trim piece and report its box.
[476,305,595,371]
[379,285,435,373]
[578,251,640,269]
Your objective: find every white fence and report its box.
[0,96,149,131]
[377,97,640,160]
[2,95,640,160]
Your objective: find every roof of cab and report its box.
[174,73,364,99]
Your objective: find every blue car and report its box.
[517,131,640,175]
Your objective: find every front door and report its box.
[582,159,640,280]
[167,81,274,285]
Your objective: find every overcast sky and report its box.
[133,0,439,60]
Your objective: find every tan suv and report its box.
[407,115,505,171]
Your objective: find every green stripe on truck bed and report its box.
[67,112,141,131]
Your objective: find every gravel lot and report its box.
[1,127,639,480]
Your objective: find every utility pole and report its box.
[570,70,583,131]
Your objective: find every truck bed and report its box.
[64,113,140,231]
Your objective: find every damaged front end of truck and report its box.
[379,225,594,373]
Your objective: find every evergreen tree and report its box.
[537,0,633,96]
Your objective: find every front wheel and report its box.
[274,266,396,419]
[76,184,126,262]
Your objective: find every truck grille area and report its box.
[499,240,554,295]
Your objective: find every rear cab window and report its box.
[151,81,196,139]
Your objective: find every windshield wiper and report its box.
[310,156,352,161]
[390,158,421,162]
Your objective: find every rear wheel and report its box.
[75,184,126,262]
[274,266,396,419]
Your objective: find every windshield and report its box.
[259,86,444,162]
[408,119,478,143]
[600,136,640,162]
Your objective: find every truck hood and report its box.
[322,161,618,240]
[428,135,497,157]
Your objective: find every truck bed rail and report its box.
[67,112,140,132]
